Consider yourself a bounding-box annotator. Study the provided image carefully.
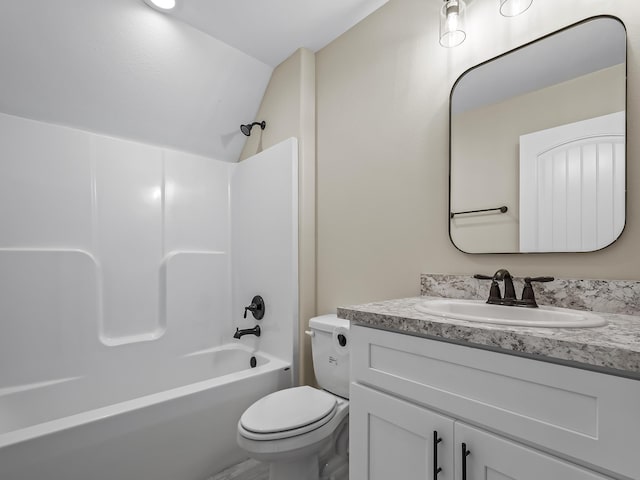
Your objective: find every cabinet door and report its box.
[454,423,613,480]
[350,382,454,480]
[351,324,640,479]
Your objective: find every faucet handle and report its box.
[474,274,501,302]
[243,295,265,320]
[473,274,493,280]
[525,276,554,283]
[521,277,554,307]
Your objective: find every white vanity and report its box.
[339,295,640,480]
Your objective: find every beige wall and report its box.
[240,48,317,385]
[316,0,640,315]
[451,64,626,253]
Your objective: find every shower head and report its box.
[240,121,266,136]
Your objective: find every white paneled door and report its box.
[519,112,625,252]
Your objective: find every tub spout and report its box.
[234,325,261,339]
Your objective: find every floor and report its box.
[209,456,349,480]
[208,459,268,480]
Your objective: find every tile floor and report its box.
[208,459,268,480]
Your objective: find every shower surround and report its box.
[0,113,298,480]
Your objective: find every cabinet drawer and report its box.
[351,325,640,479]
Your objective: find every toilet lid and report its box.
[240,386,337,434]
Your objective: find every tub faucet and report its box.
[234,325,261,339]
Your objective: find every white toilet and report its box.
[237,314,350,480]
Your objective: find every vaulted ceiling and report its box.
[170,0,389,67]
[0,0,388,161]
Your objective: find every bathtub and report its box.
[0,344,291,480]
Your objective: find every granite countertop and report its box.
[337,296,640,378]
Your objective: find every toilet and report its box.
[237,314,350,480]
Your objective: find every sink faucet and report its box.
[474,270,554,308]
[234,325,261,339]
[474,269,515,305]
[492,269,516,302]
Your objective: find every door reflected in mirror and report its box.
[449,16,626,253]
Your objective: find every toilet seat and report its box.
[237,393,349,463]
[239,386,338,441]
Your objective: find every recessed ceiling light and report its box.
[143,0,176,11]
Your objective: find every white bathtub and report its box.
[0,344,291,480]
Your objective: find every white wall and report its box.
[0,0,272,162]
[0,114,298,391]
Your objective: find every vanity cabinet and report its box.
[351,384,612,480]
[349,325,640,480]
[350,382,454,480]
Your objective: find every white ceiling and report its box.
[169,0,390,67]
[0,0,389,162]
[0,0,276,162]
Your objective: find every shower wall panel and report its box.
[0,114,93,249]
[0,112,232,387]
[0,250,99,388]
[93,135,165,343]
[231,138,298,375]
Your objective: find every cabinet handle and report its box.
[461,442,471,480]
[433,431,442,478]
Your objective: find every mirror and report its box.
[449,16,626,254]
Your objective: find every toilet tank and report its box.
[309,314,350,399]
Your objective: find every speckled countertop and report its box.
[337,296,640,378]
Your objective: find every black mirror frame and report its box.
[448,15,628,255]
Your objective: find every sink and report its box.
[414,299,607,328]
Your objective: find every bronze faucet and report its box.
[233,325,261,339]
[474,270,554,308]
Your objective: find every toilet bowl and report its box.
[236,314,350,480]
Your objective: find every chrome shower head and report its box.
[240,121,266,136]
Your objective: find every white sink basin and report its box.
[414,299,607,328]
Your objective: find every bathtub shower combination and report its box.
[0,113,298,480]
[0,347,290,480]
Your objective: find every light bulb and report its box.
[446,12,459,31]
[440,0,466,48]
[499,0,533,17]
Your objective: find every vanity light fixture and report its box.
[499,0,533,17]
[440,0,467,48]
[143,0,176,11]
